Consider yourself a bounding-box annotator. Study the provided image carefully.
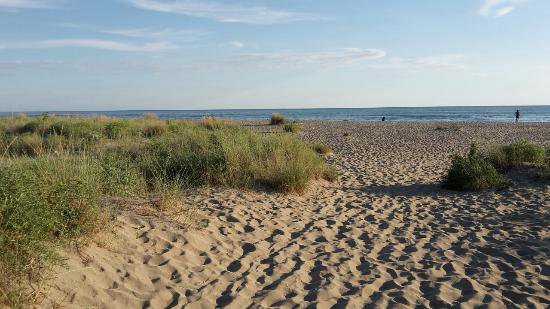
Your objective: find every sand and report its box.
[41,121,549,308]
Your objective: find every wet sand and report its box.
[42,121,549,308]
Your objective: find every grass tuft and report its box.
[283,121,300,133]
[442,144,505,191]
[312,143,333,155]
[486,140,546,169]
[270,113,287,125]
[0,156,108,306]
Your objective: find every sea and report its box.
[2,106,550,122]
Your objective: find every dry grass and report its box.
[270,113,287,125]
[312,143,333,155]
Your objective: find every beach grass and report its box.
[0,115,334,306]
[486,140,546,169]
[283,121,300,133]
[443,144,505,191]
[312,143,333,155]
[444,141,549,191]
[270,113,287,125]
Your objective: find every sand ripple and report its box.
[43,122,550,308]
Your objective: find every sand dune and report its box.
[42,121,549,308]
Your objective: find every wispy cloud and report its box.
[58,23,208,41]
[478,0,524,17]
[0,0,57,9]
[104,27,206,40]
[125,0,327,24]
[230,41,244,48]
[389,54,467,70]
[0,39,174,52]
[230,48,386,68]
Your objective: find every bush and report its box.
[283,121,300,133]
[105,120,130,139]
[9,119,48,135]
[137,127,332,192]
[270,113,287,125]
[487,140,546,169]
[312,143,333,155]
[443,144,505,191]
[98,149,146,197]
[143,112,159,120]
[0,156,106,306]
[142,124,167,138]
[199,116,233,130]
[8,134,44,157]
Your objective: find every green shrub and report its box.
[137,127,331,192]
[10,119,49,135]
[104,120,130,139]
[139,129,226,187]
[47,120,101,141]
[98,149,146,196]
[283,121,300,133]
[142,124,167,138]
[487,140,546,169]
[6,134,44,157]
[443,144,505,191]
[270,113,287,125]
[0,156,106,306]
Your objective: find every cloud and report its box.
[233,48,386,67]
[0,0,56,9]
[125,0,327,24]
[478,0,524,17]
[230,41,244,48]
[58,23,208,41]
[104,27,206,40]
[389,54,466,70]
[230,48,386,68]
[0,39,175,52]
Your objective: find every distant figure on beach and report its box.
[382,116,386,122]
[515,110,520,123]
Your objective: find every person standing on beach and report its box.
[515,109,520,123]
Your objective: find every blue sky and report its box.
[1,0,549,111]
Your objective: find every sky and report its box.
[1,0,549,111]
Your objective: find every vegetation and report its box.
[486,140,546,169]
[444,141,549,191]
[443,144,505,191]
[283,121,300,133]
[270,113,287,125]
[0,115,334,306]
[312,143,333,155]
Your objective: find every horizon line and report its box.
[1,104,549,114]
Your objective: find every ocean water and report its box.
[2,106,550,122]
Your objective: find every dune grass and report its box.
[270,113,287,125]
[444,141,549,191]
[0,156,108,306]
[312,143,333,155]
[443,144,505,191]
[283,121,300,133]
[486,140,546,169]
[0,115,335,306]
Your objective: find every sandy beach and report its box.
[42,121,550,308]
